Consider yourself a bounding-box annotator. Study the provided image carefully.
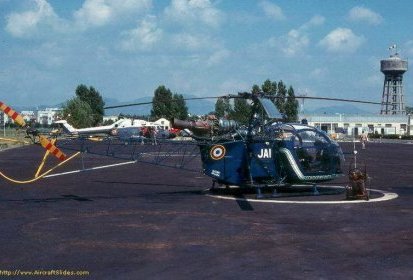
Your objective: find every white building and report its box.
[0,113,8,125]
[302,114,412,136]
[20,111,36,123]
[37,108,62,126]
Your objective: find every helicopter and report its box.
[167,92,345,197]
[0,93,382,198]
[54,117,176,141]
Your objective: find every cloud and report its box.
[258,1,285,20]
[164,0,224,28]
[364,74,382,87]
[171,32,221,52]
[348,6,383,25]
[267,15,325,57]
[301,15,325,30]
[319,28,365,53]
[5,0,153,37]
[405,40,413,57]
[309,67,328,80]
[120,15,162,51]
[280,29,309,57]
[206,49,230,66]
[74,0,152,28]
[219,79,251,94]
[5,0,62,38]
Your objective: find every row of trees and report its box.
[151,80,299,125]
[62,80,299,128]
[214,79,299,124]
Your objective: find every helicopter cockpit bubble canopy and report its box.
[272,123,337,146]
[270,123,344,179]
[257,97,283,119]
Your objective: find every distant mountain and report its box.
[183,95,216,115]
[13,98,375,118]
[103,95,215,116]
[10,95,215,117]
[305,104,375,115]
[103,97,153,116]
[14,104,62,112]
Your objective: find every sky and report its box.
[1,0,412,113]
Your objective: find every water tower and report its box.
[380,45,408,115]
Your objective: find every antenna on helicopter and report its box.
[352,127,358,169]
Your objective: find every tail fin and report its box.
[54,120,77,134]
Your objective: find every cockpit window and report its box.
[297,130,329,147]
[293,129,333,173]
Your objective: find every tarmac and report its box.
[0,141,412,279]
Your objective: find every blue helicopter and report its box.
[170,92,345,197]
[46,91,350,198]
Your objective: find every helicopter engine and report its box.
[171,118,238,136]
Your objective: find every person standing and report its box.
[360,132,368,149]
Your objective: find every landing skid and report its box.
[209,181,342,199]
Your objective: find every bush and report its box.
[368,133,413,140]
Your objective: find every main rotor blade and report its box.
[294,96,382,105]
[39,135,67,161]
[104,94,384,110]
[0,101,67,161]
[104,96,224,109]
[104,101,153,109]
[0,101,26,127]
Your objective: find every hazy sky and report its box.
[1,0,412,112]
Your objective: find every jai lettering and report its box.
[257,148,272,159]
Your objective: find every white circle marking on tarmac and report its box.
[206,186,398,204]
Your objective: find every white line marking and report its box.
[206,186,398,204]
[44,161,137,178]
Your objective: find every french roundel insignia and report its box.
[210,145,226,160]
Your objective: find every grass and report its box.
[0,128,31,150]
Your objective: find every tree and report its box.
[230,98,251,125]
[75,84,105,126]
[261,79,277,96]
[275,80,287,115]
[284,86,299,122]
[62,97,94,128]
[151,86,173,119]
[248,79,298,122]
[171,93,188,120]
[406,106,413,114]
[251,84,261,94]
[214,97,231,118]
[151,85,188,120]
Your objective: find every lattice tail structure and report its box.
[57,137,202,173]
